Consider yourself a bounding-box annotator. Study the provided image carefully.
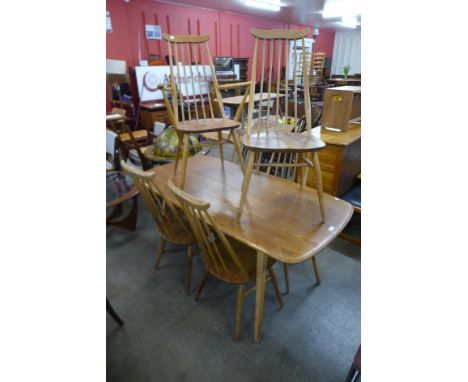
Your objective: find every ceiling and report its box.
[157,0,361,31]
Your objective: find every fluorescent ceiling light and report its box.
[244,0,281,12]
[322,0,361,18]
[341,15,357,28]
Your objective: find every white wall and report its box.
[331,30,361,75]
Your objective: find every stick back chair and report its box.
[167,179,283,340]
[238,28,326,221]
[120,161,197,294]
[160,33,247,189]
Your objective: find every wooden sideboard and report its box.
[306,123,361,197]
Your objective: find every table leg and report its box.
[254,250,267,343]
[312,151,325,222]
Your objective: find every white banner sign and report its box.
[135,65,213,102]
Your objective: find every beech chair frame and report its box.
[160,33,246,189]
[168,179,283,341]
[237,28,326,221]
[120,161,197,293]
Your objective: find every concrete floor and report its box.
[107,146,361,382]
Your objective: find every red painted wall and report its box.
[106,0,335,109]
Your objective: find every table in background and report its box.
[306,123,361,197]
[107,170,139,231]
[152,155,353,342]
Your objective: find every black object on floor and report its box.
[107,298,124,326]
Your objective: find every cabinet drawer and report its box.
[306,167,336,195]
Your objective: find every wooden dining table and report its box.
[151,155,353,342]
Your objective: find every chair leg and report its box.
[311,256,321,284]
[180,134,190,190]
[283,263,290,294]
[312,151,325,222]
[231,129,245,172]
[237,151,255,220]
[186,245,193,295]
[234,283,245,341]
[173,132,182,175]
[218,132,224,169]
[195,271,210,300]
[155,238,166,269]
[269,267,283,308]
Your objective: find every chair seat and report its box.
[119,130,148,142]
[342,182,361,208]
[177,118,240,134]
[241,130,325,153]
[203,236,275,284]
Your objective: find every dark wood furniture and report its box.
[139,101,171,130]
[152,155,353,342]
[233,57,249,81]
[167,179,283,340]
[106,170,139,231]
[306,123,361,197]
[120,161,197,294]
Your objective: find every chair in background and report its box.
[120,161,197,294]
[168,179,283,341]
[237,28,326,221]
[160,33,247,189]
[106,130,120,171]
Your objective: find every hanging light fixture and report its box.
[243,0,281,12]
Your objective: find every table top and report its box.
[221,93,284,106]
[106,171,138,209]
[312,123,361,146]
[151,156,353,264]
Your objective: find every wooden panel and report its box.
[336,137,361,196]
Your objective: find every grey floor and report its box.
[107,146,361,382]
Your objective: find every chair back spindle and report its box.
[168,180,249,278]
[163,34,227,126]
[246,29,312,136]
[120,161,191,240]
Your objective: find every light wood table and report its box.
[220,93,284,127]
[306,123,361,196]
[151,155,353,342]
[221,92,284,106]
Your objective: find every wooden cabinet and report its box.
[321,86,361,132]
[233,58,249,81]
[139,102,170,130]
[307,123,361,196]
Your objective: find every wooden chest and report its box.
[321,86,361,132]
[307,123,361,196]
